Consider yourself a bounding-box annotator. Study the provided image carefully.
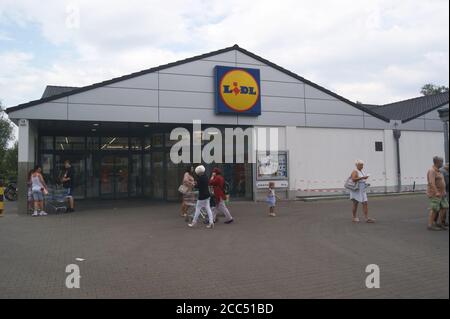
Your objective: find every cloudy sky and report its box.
[0,0,448,109]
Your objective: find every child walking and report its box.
[267,182,280,217]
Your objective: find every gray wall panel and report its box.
[8,102,67,120]
[202,51,236,63]
[235,51,265,65]
[68,104,158,122]
[363,115,390,129]
[261,81,304,98]
[305,85,338,100]
[423,108,444,120]
[159,73,214,93]
[399,119,425,131]
[160,60,234,77]
[425,119,444,131]
[68,87,158,106]
[159,107,238,125]
[261,96,305,113]
[237,111,305,126]
[305,99,363,116]
[105,73,158,90]
[159,91,214,109]
[306,114,364,128]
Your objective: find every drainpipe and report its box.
[393,129,402,193]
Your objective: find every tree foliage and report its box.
[0,101,17,180]
[420,83,449,96]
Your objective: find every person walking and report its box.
[180,167,195,217]
[427,156,448,231]
[209,167,234,224]
[267,181,281,217]
[188,165,214,229]
[31,165,48,217]
[349,160,375,223]
[61,160,75,212]
[438,163,449,227]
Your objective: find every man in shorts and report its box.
[61,160,75,212]
[427,156,448,231]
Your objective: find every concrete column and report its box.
[17,119,36,215]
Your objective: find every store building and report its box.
[5,45,449,214]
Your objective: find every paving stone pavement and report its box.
[0,195,448,299]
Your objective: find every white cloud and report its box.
[0,0,448,108]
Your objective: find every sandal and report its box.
[352,218,360,223]
[366,218,376,223]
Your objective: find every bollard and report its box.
[0,179,4,217]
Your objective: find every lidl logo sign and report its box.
[215,66,261,115]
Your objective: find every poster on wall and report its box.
[256,151,288,180]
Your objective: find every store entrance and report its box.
[100,154,129,199]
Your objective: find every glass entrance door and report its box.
[100,155,129,199]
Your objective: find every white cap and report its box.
[195,165,206,175]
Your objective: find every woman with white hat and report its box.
[188,165,214,229]
[350,160,375,223]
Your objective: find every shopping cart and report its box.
[45,185,68,214]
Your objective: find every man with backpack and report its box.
[209,167,234,224]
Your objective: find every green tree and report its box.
[420,83,449,96]
[0,101,15,180]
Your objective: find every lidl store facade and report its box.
[6,45,448,213]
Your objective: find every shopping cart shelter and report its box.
[6,45,449,214]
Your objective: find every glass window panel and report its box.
[100,137,129,151]
[130,154,142,196]
[130,137,142,151]
[87,136,99,150]
[40,154,53,183]
[55,136,85,151]
[152,134,163,147]
[144,154,152,196]
[152,151,164,199]
[143,138,152,151]
[40,136,54,150]
[86,154,99,198]
[55,154,85,199]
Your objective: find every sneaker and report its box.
[427,225,443,231]
[206,223,214,229]
[188,223,196,228]
[437,224,448,230]
[224,219,234,224]
[39,211,48,216]
[32,211,39,217]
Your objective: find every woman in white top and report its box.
[350,160,375,223]
[31,165,48,217]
